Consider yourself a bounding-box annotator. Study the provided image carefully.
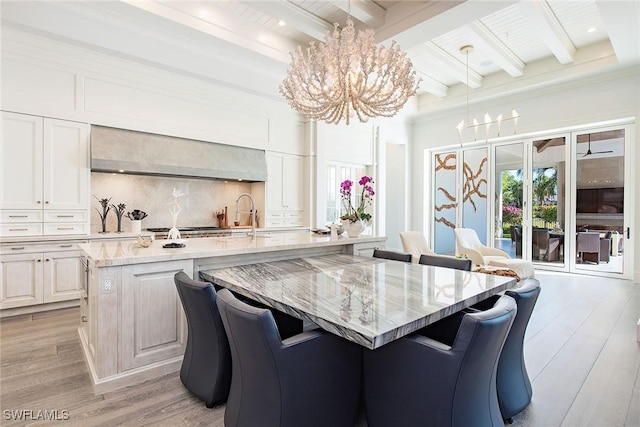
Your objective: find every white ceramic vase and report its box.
[342,220,364,238]
[130,220,142,234]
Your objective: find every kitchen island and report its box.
[77,233,385,393]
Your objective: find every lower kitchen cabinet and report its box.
[0,242,86,310]
[0,252,43,308]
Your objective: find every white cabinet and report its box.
[1,111,89,236]
[0,252,43,309]
[265,152,306,227]
[0,242,85,310]
[120,260,190,371]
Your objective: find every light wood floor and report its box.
[1,271,638,426]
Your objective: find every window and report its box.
[325,162,367,224]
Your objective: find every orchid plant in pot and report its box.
[340,176,374,237]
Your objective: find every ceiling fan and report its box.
[578,134,613,157]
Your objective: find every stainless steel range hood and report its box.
[90,126,267,182]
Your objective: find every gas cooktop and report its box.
[146,226,224,232]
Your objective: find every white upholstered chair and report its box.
[454,228,510,266]
[399,231,435,263]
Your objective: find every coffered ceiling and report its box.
[2,1,639,117]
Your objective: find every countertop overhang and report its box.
[79,233,386,267]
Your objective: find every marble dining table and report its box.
[200,254,517,349]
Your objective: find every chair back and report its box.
[451,295,517,427]
[418,254,472,271]
[216,288,362,427]
[363,295,517,427]
[498,278,541,419]
[216,289,284,425]
[577,231,600,252]
[399,231,434,262]
[454,228,483,250]
[373,249,412,263]
[174,271,231,406]
[532,229,550,248]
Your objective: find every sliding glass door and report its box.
[573,127,628,276]
[431,121,632,279]
[494,142,525,260]
[531,135,568,269]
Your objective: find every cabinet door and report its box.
[0,253,44,309]
[0,112,43,209]
[283,154,305,211]
[43,118,89,210]
[266,152,285,210]
[43,250,84,303]
[120,260,191,371]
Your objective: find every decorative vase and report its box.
[130,220,142,234]
[342,220,364,238]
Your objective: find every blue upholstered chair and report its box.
[418,253,472,271]
[216,288,362,427]
[363,295,517,427]
[473,278,541,422]
[174,271,231,408]
[372,248,412,263]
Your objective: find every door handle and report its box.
[627,227,630,239]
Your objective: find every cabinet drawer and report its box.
[1,223,43,237]
[266,219,285,227]
[266,211,285,219]
[284,219,304,227]
[44,223,88,236]
[44,210,88,223]
[1,210,43,223]
[284,211,304,219]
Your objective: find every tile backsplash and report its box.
[91,172,253,233]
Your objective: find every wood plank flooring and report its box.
[1,271,638,426]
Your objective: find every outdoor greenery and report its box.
[501,167,559,232]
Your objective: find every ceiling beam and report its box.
[119,0,294,63]
[375,0,518,49]
[417,42,483,88]
[595,0,640,64]
[466,21,524,77]
[329,0,385,27]
[245,1,334,41]
[516,0,575,64]
[416,72,449,98]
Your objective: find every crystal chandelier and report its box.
[279,9,420,125]
[456,45,520,142]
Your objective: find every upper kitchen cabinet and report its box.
[1,112,89,236]
[265,152,306,227]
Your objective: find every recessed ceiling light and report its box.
[118,169,125,173]
[198,9,209,18]
[278,20,286,27]
[587,27,596,33]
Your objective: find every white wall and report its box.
[412,67,640,280]
[1,28,306,155]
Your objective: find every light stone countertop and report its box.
[0,231,154,245]
[201,254,517,349]
[79,233,386,267]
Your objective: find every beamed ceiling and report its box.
[2,1,639,119]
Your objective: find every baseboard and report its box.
[77,326,183,395]
[0,300,79,318]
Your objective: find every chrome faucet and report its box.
[235,193,256,240]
